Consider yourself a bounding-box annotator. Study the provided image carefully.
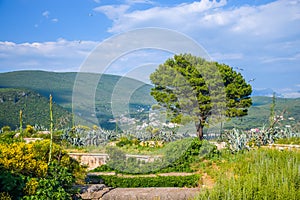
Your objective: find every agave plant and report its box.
[223,128,250,153]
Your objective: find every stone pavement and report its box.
[78,185,201,200]
[102,187,201,200]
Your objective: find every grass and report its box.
[197,148,300,200]
[275,137,300,145]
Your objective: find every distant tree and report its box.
[150,54,252,140]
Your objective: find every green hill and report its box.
[0,70,299,132]
[224,96,300,131]
[0,70,155,129]
[0,88,73,130]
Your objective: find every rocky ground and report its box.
[77,184,201,200]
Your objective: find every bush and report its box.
[91,164,114,172]
[158,138,218,173]
[1,126,11,133]
[88,174,200,188]
[0,131,20,144]
[116,136,134,147]
[23,161,74,200]
[101,138,218,174]
[0,166,25,200]
[0,140,86,199]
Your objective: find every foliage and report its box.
[23,161,74,200]
[150,54,252,139]
[158,138,218,173]
[197,148,300,200]
[0,140,85,199]
[0,88,73,129]
[116,136,139,147]
[0,192,12,200]
[0,165,25,200]
[88,174,200,188]
[90,164,115,172]
[101,138,218,174]
[0,142,48,177]
[0,131,22,144]
[1,126,11,133]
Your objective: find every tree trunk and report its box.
[196,122,204,140]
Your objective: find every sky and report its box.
[0,0,300,98]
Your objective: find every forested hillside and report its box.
[0,88,73,129]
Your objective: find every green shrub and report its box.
[103,138,218,174]
[158,138,218,173]
[88,174,200,188]
[91,164,114,172]
[116,136,133,147]
[1,126,11,133]
[23,161,74,200]
[0,192,12,200]
[0,166,25,200]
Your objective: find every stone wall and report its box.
[69,153,108,170]
[69,153,161,170]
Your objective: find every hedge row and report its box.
[88,174,200,188]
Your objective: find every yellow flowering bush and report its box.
[0,142,47,177]
[0,139,86,199]
[0,139,85,178]
[23,178,39,196]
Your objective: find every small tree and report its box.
[150,54,252,140]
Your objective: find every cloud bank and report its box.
[0,39,97,72]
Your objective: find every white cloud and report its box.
[0,40,98,72]
[96,0,300,41]
[51,18,58,23]
[95,0,227,33]
[94,5,130,20]
[261,53,300,63]
[42,10,50,18]
[276,87,300,98]
[125,0,154,5]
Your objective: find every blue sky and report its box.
[0,0,300,97]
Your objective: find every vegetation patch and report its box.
[88,174,200,188]
[197,148,300,200]
[275,137,300,145]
